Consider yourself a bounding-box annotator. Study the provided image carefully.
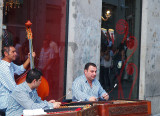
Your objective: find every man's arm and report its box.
[12,89,53,109]
[97,80,109,100]
[23,58,30,69]
[12,63,26,75]
[23,52,36,69]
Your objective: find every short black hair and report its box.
[1,45,13,58]
[26,68,42,83]
[84,62,97,70]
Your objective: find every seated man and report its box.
[72,62,109,101]
[6,68,61,116]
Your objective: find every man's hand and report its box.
[102,93,109,100]
[48,100,56,103]
[28,52,36,59]
[53,102,61,108]
[89,96,97,101]
[23,52,36,69]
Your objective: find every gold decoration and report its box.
[101,10,111,21]
[3,0,22,15]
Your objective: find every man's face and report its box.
[34,77,42,88]
[5,46,17,62]
[84,66,97,81]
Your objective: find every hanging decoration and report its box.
[3,0,23,15]
[101,10,111,21]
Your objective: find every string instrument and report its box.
[45,100,151,116]
[16,20,49,100]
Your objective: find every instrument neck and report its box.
[29,39,34,69]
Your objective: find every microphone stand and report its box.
[57,88,72,102]
[97,83,118,101]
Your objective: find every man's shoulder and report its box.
[0,61,8,72]
[13,82,26,92]
[93,78,100,84]
[0,60,5,67]
[94,78,99,82]
[10,62,19,66]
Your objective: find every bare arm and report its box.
[23,58,30,69]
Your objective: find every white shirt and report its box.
[0,60,25,109]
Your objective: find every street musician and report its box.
[72,62,109,101]
[6,68,61,116]
[0,45,35,115]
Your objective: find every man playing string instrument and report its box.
[6,68,61,116]
[72,62,109,101]
[0,45,35,114]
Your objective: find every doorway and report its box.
[100,0,142,100]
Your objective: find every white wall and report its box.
[140,0,160,114]
[66,0,102,98]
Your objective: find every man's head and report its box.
[26,68,42,89]
[84,63,97,82]
[1,45,17,62]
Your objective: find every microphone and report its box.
[114,83,117,88]
[57,88,72,101]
